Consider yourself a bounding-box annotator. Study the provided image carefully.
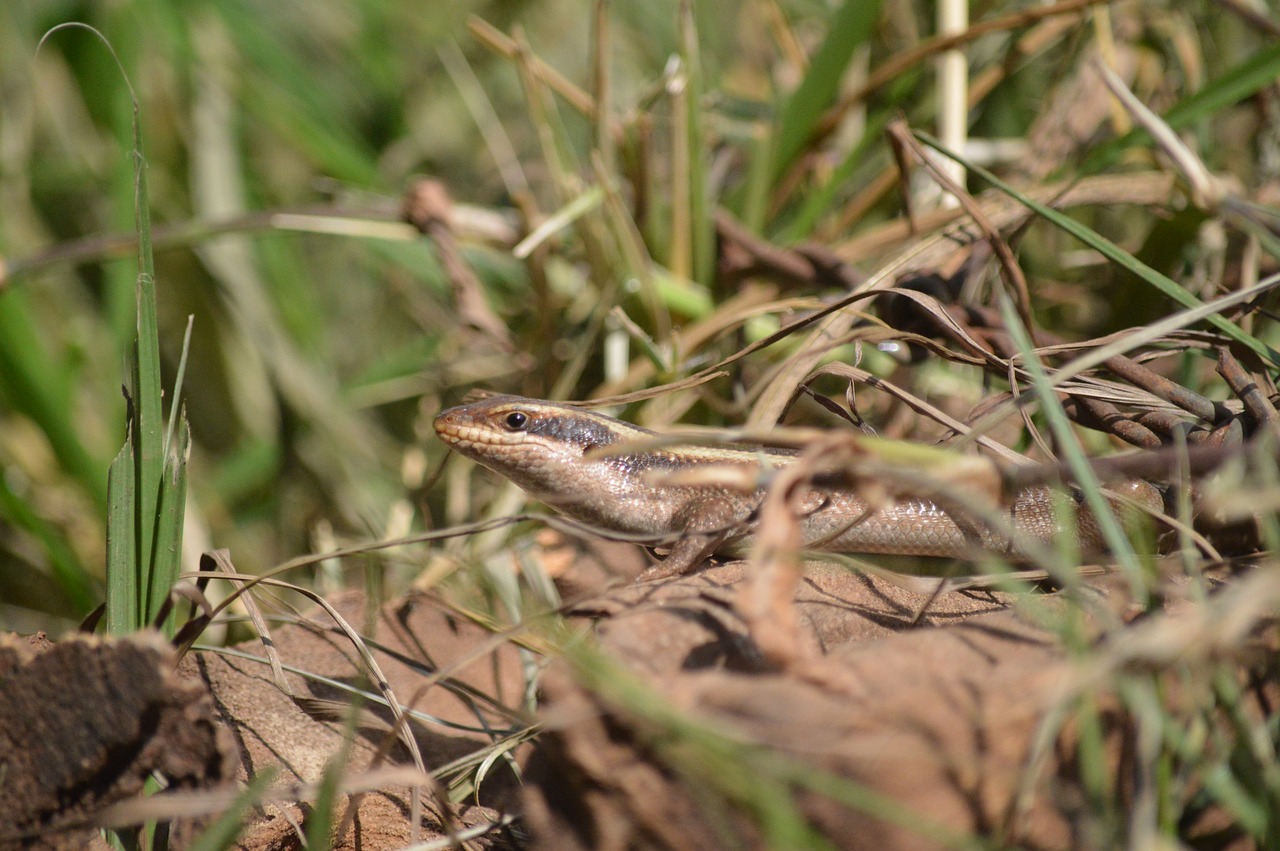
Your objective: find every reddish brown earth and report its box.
[3,540,1272,849]
[197,590,529,850]
[0,631,236,850]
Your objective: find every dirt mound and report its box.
[526,590,1078,849]
[521,560,1273,850]
[11,553,1267,849]
[0,631,236,850]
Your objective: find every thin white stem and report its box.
[936,0,969,208]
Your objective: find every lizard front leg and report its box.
[636,496,752,582]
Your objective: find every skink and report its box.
[433,394,1156,578]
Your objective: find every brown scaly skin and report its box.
[433,394,1161,579]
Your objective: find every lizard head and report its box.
[433,395,651,499]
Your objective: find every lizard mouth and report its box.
[433,410,523,452]
[432,410,477,450]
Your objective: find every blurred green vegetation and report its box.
[2,0,814,629]
[2,0,1278,628]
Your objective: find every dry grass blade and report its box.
[815,0,1110,151]
[836,172,1176,264]
[887,119,1034,332]
[738,447,821,673]
[952,273,1280,450]
[204,640,528,737]
[402,180,514,351]
[1068,566,1280,685]
[196,550,292,695]
[1040,275,1280,392]
[92,766,430,827]
[1095,61,1228,211]
[188,555,433,779]
[398,814,519,851]
[437,41,530,200]
[467,16,599,122]
[282,585,427,777]
[802,361,1028,464]
[194,566,463,839]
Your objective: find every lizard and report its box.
[433,394,1161,580]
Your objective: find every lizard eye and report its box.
[503,411,529,431]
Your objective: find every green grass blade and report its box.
[738,124,775,234]
[919,132,1280,366]
[210,3,379,183]
[0,472,97,615]
[106,436,137,636]
[0,293,107,508]
[148,415,189,634]
[121,27,178,629]
[132,275,163,619]
[770,0,882,182]
[775,110,891,242]
[52,21,185,635]
[677,0,713,287]
[150,319,195,632]
[186,768,279,851]
[997,290,1146,599]
[163,317,195,457]
[307,725,358,851]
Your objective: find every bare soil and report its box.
[4,543,1271,849]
